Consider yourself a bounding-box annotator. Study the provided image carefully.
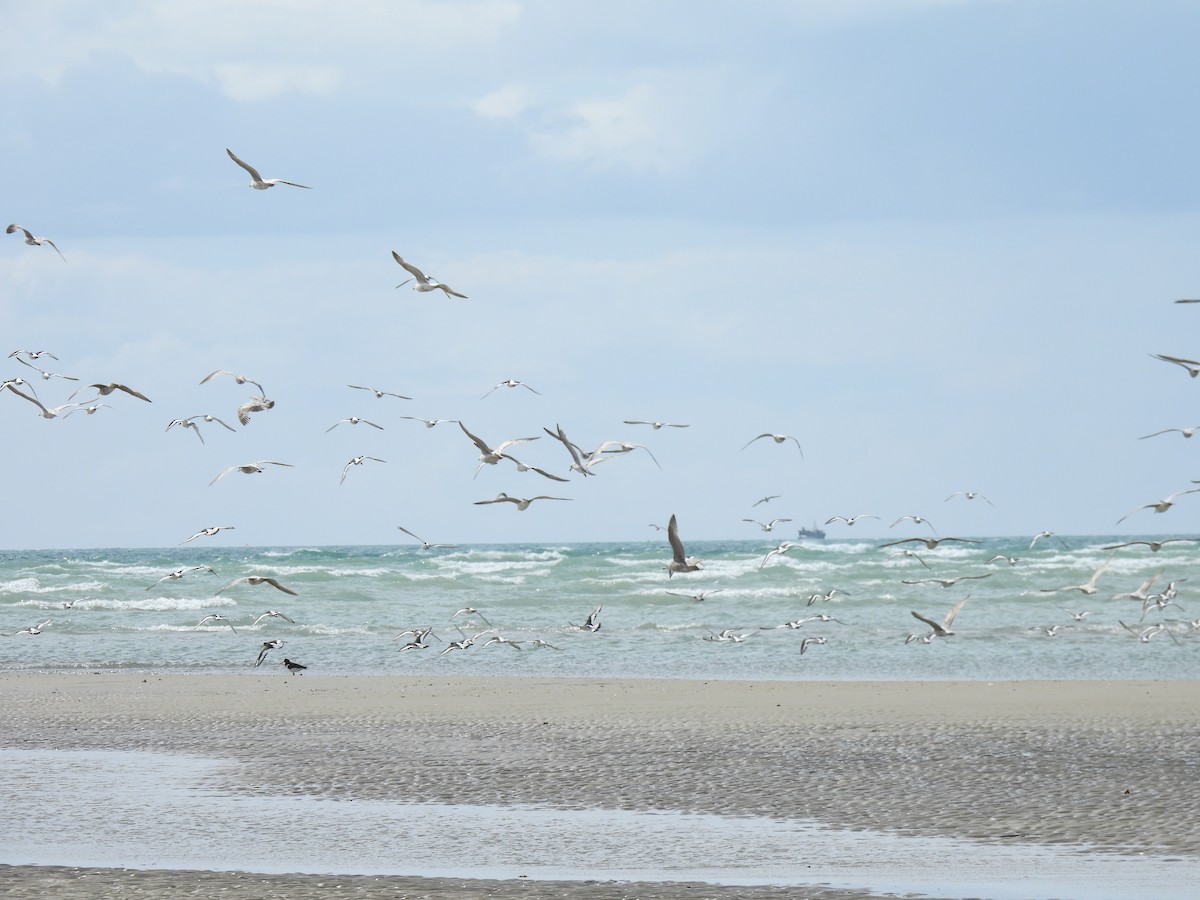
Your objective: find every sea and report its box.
[3,534,1197,680]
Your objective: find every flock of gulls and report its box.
[4,151,1200,672]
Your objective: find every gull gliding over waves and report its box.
[743,517,792,532]
[392,251,468,298]
[666,589,724,602]
[210,460,293,486]
[1116,488,1200,524]
[1037,558,1112,595]
[1030,531,1071,550]
[181,525,236,544]
[255,639,285,668]
[910,595,971,638]
[146,566,217,589]
[1102,538,1200,552]
[396,526,458,550]
[902,574,993,588]
[665,513,702,577]
[197,614,238,634]
[879,537,982,551]
[825,514,879,526]
[226,148,312,190]
[251,610,295,626]
[760,542,796,568]
[6,224,65,261]
[217,576,299,596]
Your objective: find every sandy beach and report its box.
[3,674,1199,899]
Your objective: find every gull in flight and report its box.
[800,636,827,655]
[474,493,571,511]
[542,423,601,477]
[1139,425,1200,440]
[197,613,238,634]
[254,639,285,668]
[14,357,78,381]
[451,607,493,627]
[326,416,383,432]
[1119,621,1180,644]
[623,420,690,430]
[167,414,237,443]
[69,382,151,403]
[340,455,386,484]
[1102,538,1200,552]
[200,369,265,394]
[945,491,994,506]
[6,224,65,261]
[1038,560,1112,595]
[392,251,468,298]
[236,395,275,425]
[226,148,311,190]
[742,433,804,456]
[1064,609,1093,622]
[396,526,458,550]
[890,515,937,535]
[760,542,796,568]
[1116,488,1200,524]
[825,514,879,526]
[399,416,458,428]
[210,460,293,486]
[888,549,932,570]
[705,629,752,642]
[754,495,781,507]
[1111,571,1164,604]
[665,513,702,577]
[666,589,724,602]
[251,610,295,626]
[180,525,236,544]
[146,566,217,589]
[348,384,411,400]
[481,379,541,399]
[879,536,981,550]
[60,402,110,418]
[743,518,792,533]
[987,555,1019,566]
[3,619,52,636]
[570,605,603,632]
[910,594,971,637]
[902,574,993,588]
[1030,530,1070,550]
[459,422,539,474]
[217,575,299,596]
[9,349,58,362]
[1150,352,1200,378]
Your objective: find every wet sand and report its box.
[2,674,1198,899]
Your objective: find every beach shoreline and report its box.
[3,675,1199,899]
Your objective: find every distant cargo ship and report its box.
[797,523,826,540]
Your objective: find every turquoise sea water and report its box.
[3,535,1197,679]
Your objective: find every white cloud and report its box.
[213,62,341,102]
[472,84,532,120]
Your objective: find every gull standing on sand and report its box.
[392,251,468,298]
[340,455,386,484]
[742,433,804,456]
[180,525,236,544]
[226,148,311,190]
[910,595,971,637]
[348,384,411,400]
[210,460,293,486]
[6,224,65,260]
[665,513,702,577]
[217,575,299,596]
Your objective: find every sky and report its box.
[5,0,1200,549]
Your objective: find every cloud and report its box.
[472,84,532,120]
[525,68,766,175]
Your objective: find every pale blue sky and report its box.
[4,1,1200,549]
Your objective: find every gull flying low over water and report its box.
[197,614,238,634]
[474,493,571,511]
[392,251,468,298]
[910,594,971,637]
[571,605,603,632]
[340,455,387,484]
[1030,531,1070,551]
[251,610,295,626]
[180,525,236,544]
[800,636,827,655]
[666,589,724,602]
[1036,561,1108,595]
[146,566,217,590]
[348,384,411,400]
[665,513,702,577]
[217,575,299,596]
[226,148,311,190]
[890,515,937,535]
[902,574,993,588]
[452,607,493,627]
[1119,621,1180,644]
[879,536,982,551]
[210,460,293,486]
[986,555,1019,566]
[481,379,541,399]
[887,549,933,570]
[1116,488,1200,524]
[254,639,285,668]
[1102,538,1200,552]
[6,224,65,261]
[3,619,52,636]
[396,526,458,550]
[760,542,796,568]
[742,433,804,456]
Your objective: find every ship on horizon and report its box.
[797,522,826,540]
